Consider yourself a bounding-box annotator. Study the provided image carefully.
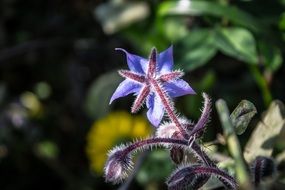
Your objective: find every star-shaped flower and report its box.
[110,46,195,127]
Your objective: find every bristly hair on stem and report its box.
[187,92,211,138]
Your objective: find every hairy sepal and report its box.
[167,164,237,190]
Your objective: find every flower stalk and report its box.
[216,99,253,189]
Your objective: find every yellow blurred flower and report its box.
[86,111,152,174]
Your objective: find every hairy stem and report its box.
[150,79,189,139]
[119,138,215,168]
[122,137,188,157]
[192,142,216,167]
[188,92,211,137]
[193,166,237,189]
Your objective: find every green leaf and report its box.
[95,1,149,34]
[158,0,261,33]
[84,70,122,119]
[258,41,283,72]
[230,100,257,135]
[137,150,174,184]
[244,100,285,163]
[176,29,217,71]
[214,27,258,64]
[35,141,59,159]
[163,18,188,42]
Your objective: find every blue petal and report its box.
[158,46,174,74]
[116,48,148,74]
[146,93,164,127]
[164,79,196,98]
[109,79,141,104]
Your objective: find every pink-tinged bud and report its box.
[156,118,192,139]
[105,157,123,182]
[104,149,132,184]
[156,122,177,138]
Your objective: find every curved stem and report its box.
[123,137,188,157]
[216,99,253,189]
[120,137,215,168]
[192,166,237,189]
[188,93,211,137]
[150,79,189,139]
[192,142,216,167]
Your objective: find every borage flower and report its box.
[104,46,237,189]
[110,46,195,127]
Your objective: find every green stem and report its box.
[249,65,272,107]
[216,99,253,190]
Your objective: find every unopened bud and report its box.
[167,165,209,190]
[252,156,276,186]
[104,148,132,184]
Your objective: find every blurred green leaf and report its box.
[35,141,59,160]
[176,29,217,71]
[198,70,216,90]
[34,82,52,100]
[95,0,149,34]
[279,12,285,30]
[258,42,283,72]
[214,27,258,64]
[230,100,257,135]
[163,18,188,42]
[249,65,272,107]
[137,150,174,184]
[183,70,216,118]
[244,100,285,163]
[85,70,122,119]
[123,26,169,55]
[158,0,261,32]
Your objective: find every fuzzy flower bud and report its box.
[252,156,276,186]
[104,147,132,184]
[156,118,193,139]
[167,165,237,190]
[167,165,209,190]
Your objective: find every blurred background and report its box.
[0,0,285,189]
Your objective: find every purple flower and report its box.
[110,46,195,127]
